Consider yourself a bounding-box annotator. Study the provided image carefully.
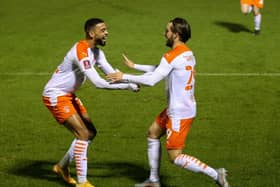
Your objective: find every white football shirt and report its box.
[43,40,133,97]
[123,44,196,119]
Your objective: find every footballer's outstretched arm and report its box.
[77,58,139,91]
[123,54,157,73]
[107,57,172,87]
[84,67,139,91]
[122,71,164,86]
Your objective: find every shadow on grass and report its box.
[8,160,175,187]
[7,160,72,186]
[214,21,252,33]
[88,161,175,187]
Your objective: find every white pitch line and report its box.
[196,73,280,77]
[0,72,51,76]
[0,72,280,77]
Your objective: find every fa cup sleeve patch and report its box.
[83,60,92,69]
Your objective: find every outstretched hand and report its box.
[106,71,124,83]
[122,54,135,68]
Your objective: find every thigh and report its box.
[73,97,97,139]
[64,114,89,140]
[43,94,92,140]
[148,120,166,139]
[72,95,88,117]
[240,2,252,14]
[80,112,97,139]
[147,108,169,138]
[43,94,80,124]
[165,118,193,150]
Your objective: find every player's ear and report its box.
[88,30,95,39]
[173,32,179,40]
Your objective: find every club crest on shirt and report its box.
[83,60,91,69]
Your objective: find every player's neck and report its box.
[86,39,95,49]
[172,41,185,49]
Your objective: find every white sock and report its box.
[254,14,262,30]
[147,138,161,182]
[58,139,77,168]
[174,154,218,180]
[74,140,89,184]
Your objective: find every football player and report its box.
[240,0,264,34]
[42,18,138,187]
[107,17,230,187]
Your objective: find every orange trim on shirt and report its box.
[76,40,89,61]
[164,44,191,64]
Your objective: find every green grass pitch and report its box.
[0,0,280,186]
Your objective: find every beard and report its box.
[165,37,174,48]
[95,38,106,46]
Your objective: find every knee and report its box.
[147,129,160,139]
[253,11,260,16]
[77,128,96,141]
[167,150,182,163]
[83,120,97,140]
[241,10,250,15]
[241,6,250,15]
[76,129,89,140]
[88,128,97,140]
[168,153,179,163]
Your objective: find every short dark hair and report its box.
[84,18,104,34]
[170,17,191,43]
